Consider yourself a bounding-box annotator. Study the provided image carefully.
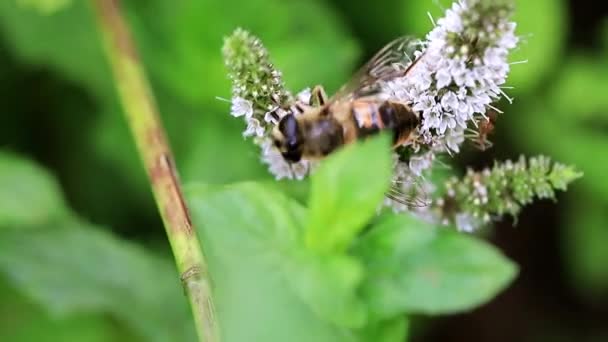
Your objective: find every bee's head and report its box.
[272,114,303,162]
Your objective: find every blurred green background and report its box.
[0,0,607,341]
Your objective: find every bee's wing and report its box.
[329,36,423,103]
[386,176,431,208]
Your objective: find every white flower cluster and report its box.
[385,0,517,145]
[224,28,313,180]
[230,91,313,180]
[383,0,518,220]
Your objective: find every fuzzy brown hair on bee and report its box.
[272,98,419,162]
[272,109,344,163]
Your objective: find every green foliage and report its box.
[286,249,367,328]
[354,214,517,318]
[186,138,518,341]
[0,151,66,227]
[359,317,409,342]
[187,183,362,341]
[15,0,72,15]
[0,0,596,340]
[306,135,392,253]
[0,281,129,342]
[0,226,195,342]
[0,152,196,342]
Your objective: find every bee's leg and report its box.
[310,85,328,107]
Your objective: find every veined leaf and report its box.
[0,225,196,342]
[306,135,393,253]
[187,182,405,341]
[354,214,517,317]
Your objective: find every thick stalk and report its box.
[90,1,219,341]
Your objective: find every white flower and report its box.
[444,129,465,153]
[382,0,518,155]
[409,152,434,176]
[296,88,312,104]
[259,139,311,180]
[455,212,479,232]
[230,97,253,118]
[243,118,265,138]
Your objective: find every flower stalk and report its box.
[223,29,313,179]
[91,1,219,341]
[432,156,583,231]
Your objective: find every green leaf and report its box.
[0,151,67,228]
[306,135,392,253]
[188,182,408,340]
[15,0,72,15]
[354,214,517,318]
[187,182,361,342]
[0,281,133,342]
[359,317,409,342]
[285,249,367,328]
[0,225,196,342]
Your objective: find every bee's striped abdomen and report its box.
[378,101,419,146]
[351,100,419,146]
[351,101,382,138]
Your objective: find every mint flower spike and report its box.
[385,0,517,145]
[384,0,519,212]
[434,156,582,232]
[223,28,312,180]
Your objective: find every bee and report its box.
[272,37,429,207]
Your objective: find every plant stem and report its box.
[90,1,219,341]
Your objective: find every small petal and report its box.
[231,97,253,118]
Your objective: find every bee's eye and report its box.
[279,114,299,140]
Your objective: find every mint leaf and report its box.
[285,249,367,328]
[188,182,364,341]
[359,317,408,342]
[0,151,67,228]
[306,135,392,253]
[0,154,195,341]
[0,281,133,342]
[355,214,517,317]
[0,225,196,342]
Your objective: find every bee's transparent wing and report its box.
[386,175,431,208]
[329,36,423,102]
